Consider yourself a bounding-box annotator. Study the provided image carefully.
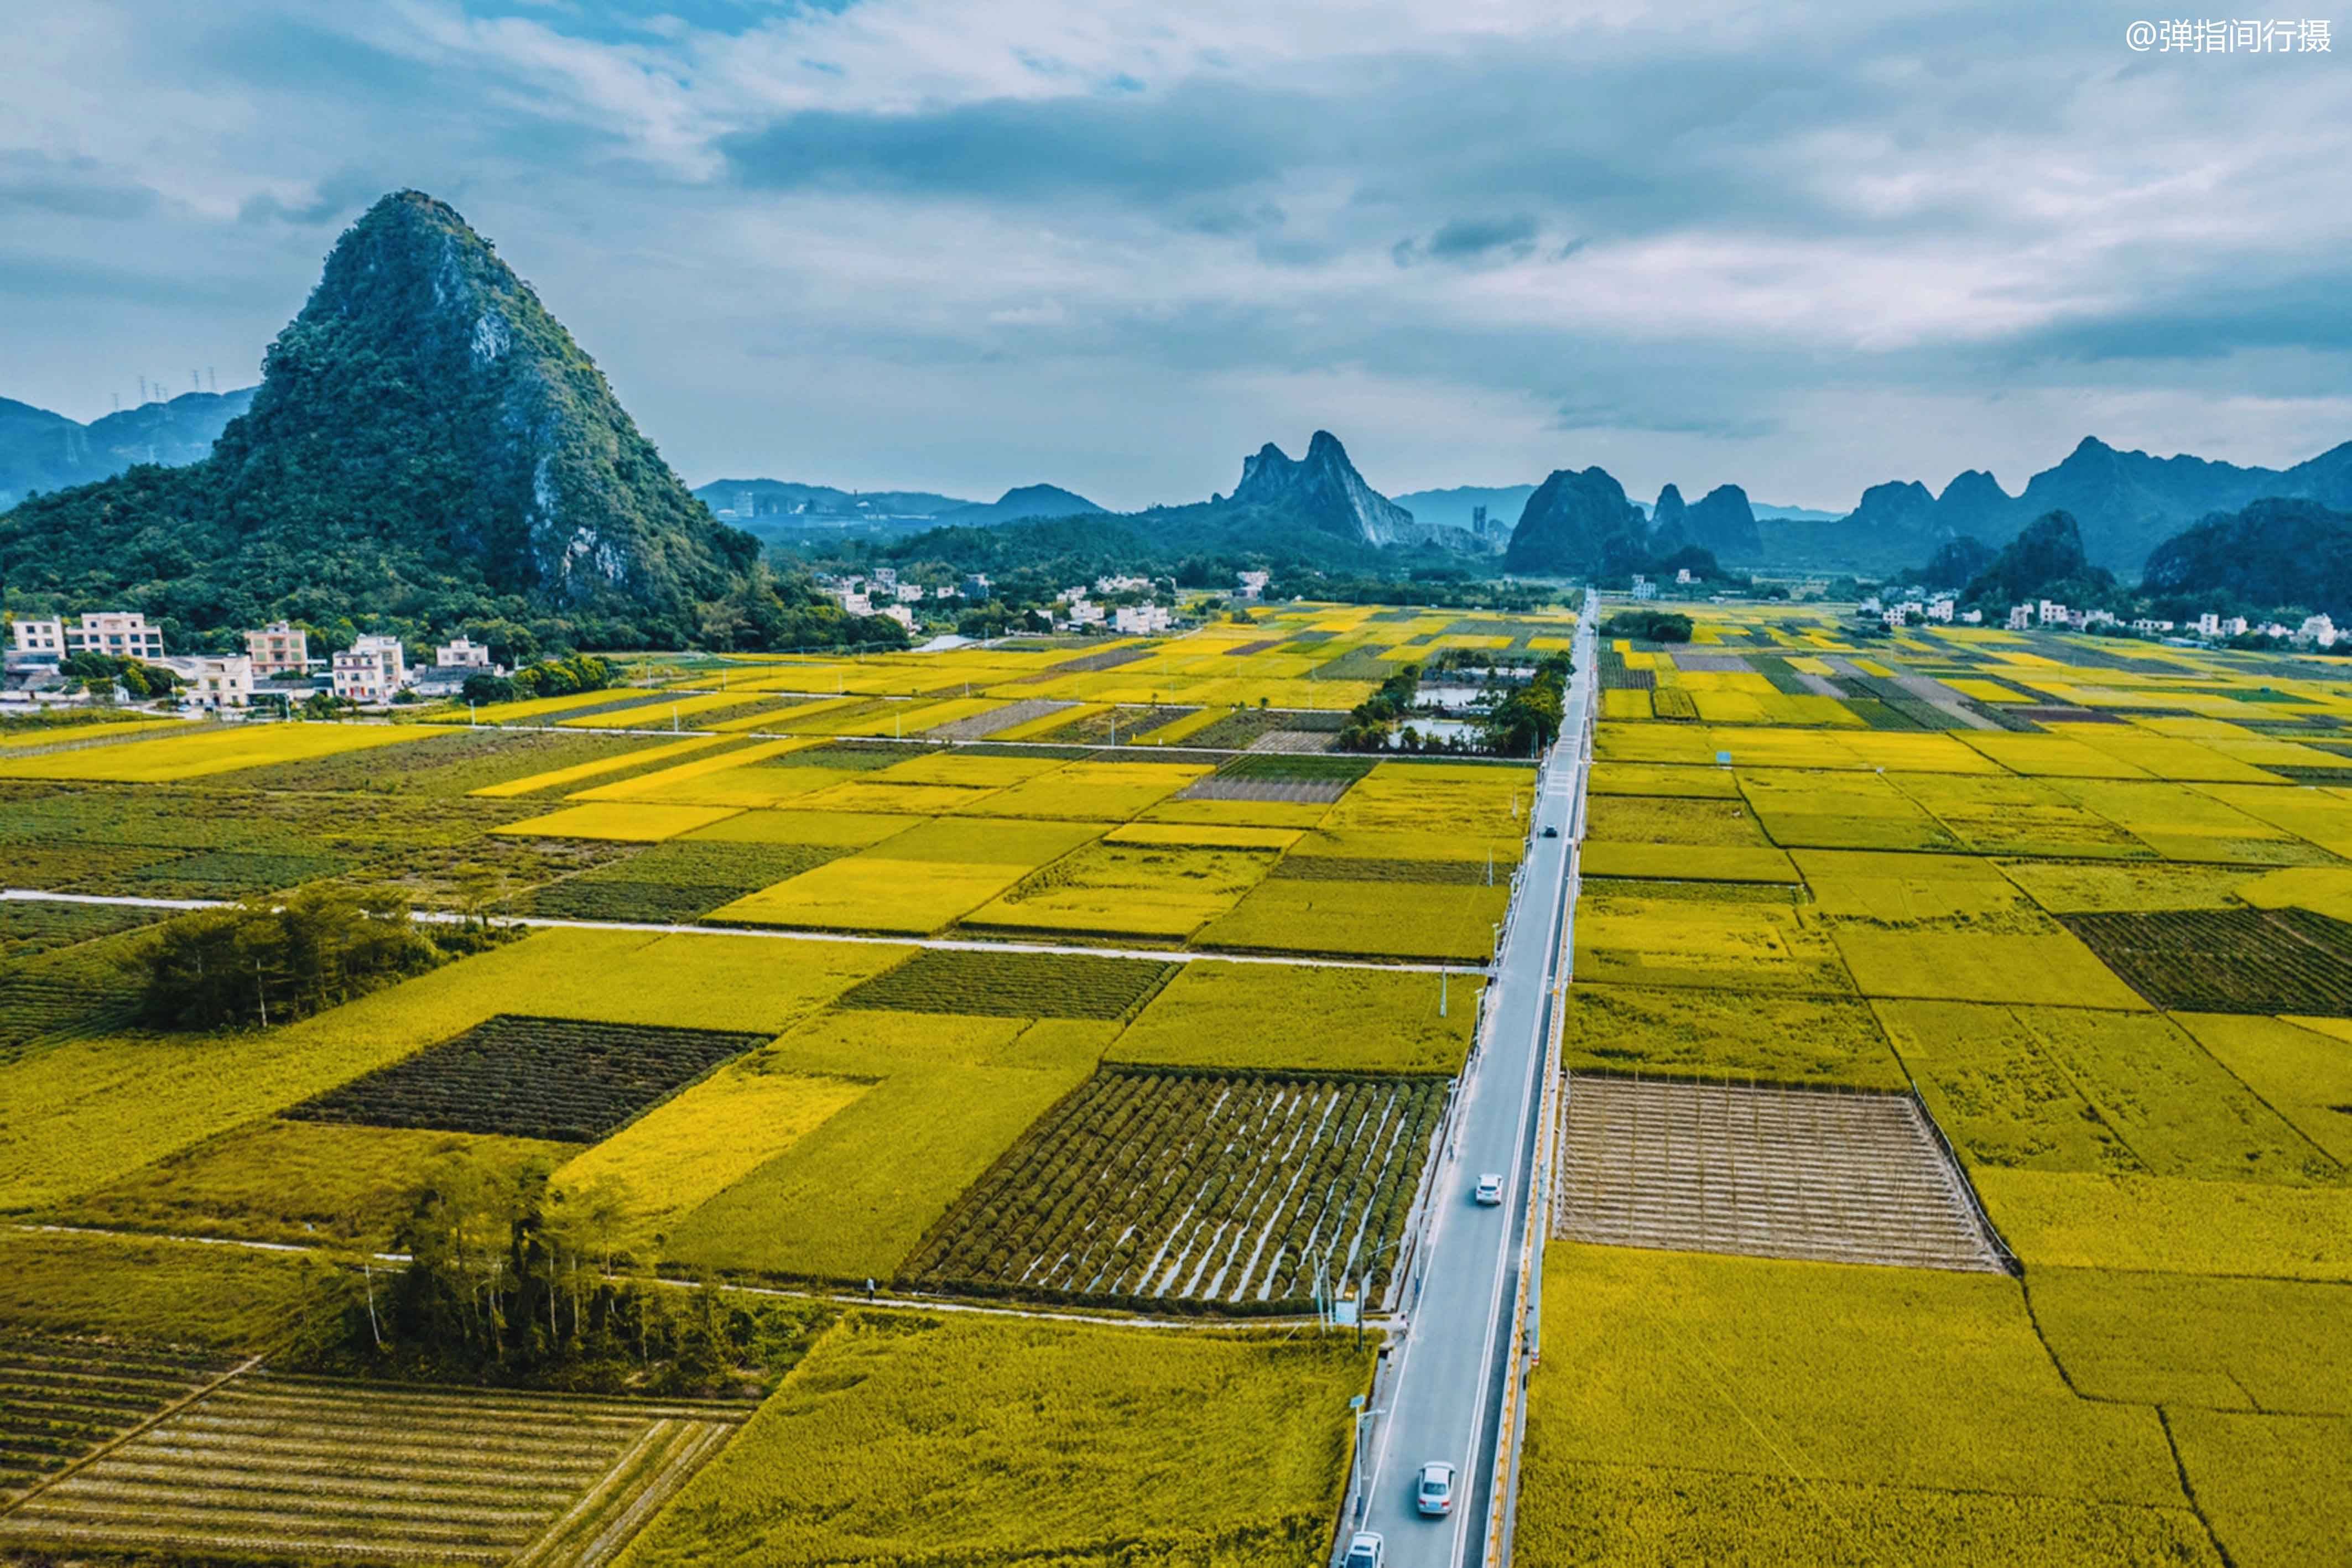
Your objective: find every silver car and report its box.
[1342,1529,1385,1568]
[1474,1173,1504,1206]
[1417,1460,1456,1515]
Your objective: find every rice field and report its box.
[0,1370,747,1567]
[903,1066,1446,1309]
[1522,601,2352,1565]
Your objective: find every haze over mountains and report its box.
[0,388,255,510]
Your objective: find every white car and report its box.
[1342,1529,1385,1568]
[1417,1460,1457,1515]
[1474,1172,1504,1206]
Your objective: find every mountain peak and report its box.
[3,187,762,639]
[1502,466,1648,576]
[1229,430,1417,547]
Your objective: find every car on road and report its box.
[1541,825,1559,837]
[1342,1529,1385,1567]
[1416,1460,1457,1515]
[1474,1172,1504,1206]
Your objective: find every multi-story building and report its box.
[330,635,407,703]
[8,618,66,657]
[435,636,494,668]
[1235,570,1271,600]
[2007,604,2034,630]
[11,611,166,661]
[1111,603,1173,635]
[171,654,254,710]
[243,621,309,676]
[2037,600,2069,627]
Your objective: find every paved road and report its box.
[1347,612,1595,1567]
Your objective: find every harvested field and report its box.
[924,699,1074,741]
[902,1066,1447,1309]
[0,1371,745,1567]
[2060,907,2352,1014]
[837,949,1174,1020]
[1177,774,1352,804]
[1554,1075,2005,1270]
[284,1014,773,1142]
[0,1336,240,1504]
[1243,729,1340,753]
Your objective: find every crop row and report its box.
[2060,908,2352,1015]
[0,1336,235,1504]
[0,1373,742,1566]
[285,1014,774,1142]
[904,1067,1447,1309]
[519,840,839,923]
[839,949,1177,1020]
[1270,855,1490,885]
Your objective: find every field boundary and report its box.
[1,889,1482,976]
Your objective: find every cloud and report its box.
[2,0,2349,507]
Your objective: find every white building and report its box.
[435,637,495,669]
[8,618,65,657]
[1235,570,1271,600]
[1630,575,1658,602]
[2131,618,2177,635]
[838,590,874,617]
[1112,603,1172,635]
[2295,614,2338,649]
[243,621,308,676]
[2037,600,2069,627]
[2007,604,2033,631]
[961,573,992,600]
[1882,606,1908,628]
[896,583,926,603]
[331,635,407,703]
[1061,601,1106,629]
[1926,598,1956,623]
[11,611,165,661]
[1095,574,1153,595]
[169,654,254,710]
[1960,608,1984,625]
[871,567,899,588]
[1674,567,1695,585]
[880,604,917,632]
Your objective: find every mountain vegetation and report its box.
[0,191,864,655]
[1959,510,2115,607]
[2141,498,2352,618]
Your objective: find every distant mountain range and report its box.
[0,388,256,510]
[1762,436,2352,574]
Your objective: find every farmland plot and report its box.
[0,1372,745,1567]
[284,1015,773,1142]
[2060,908,2352,1014]
[838,948,1174,1020]
[903,1066,1447,1309]
[0,1335,239,1504]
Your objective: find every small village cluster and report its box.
[2,611,507,713]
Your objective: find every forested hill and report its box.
[0,190,805,650]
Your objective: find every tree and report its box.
[140,889,446,1030]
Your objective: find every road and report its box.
[1349,610,1595,1567]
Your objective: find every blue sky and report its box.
[3,1,2346,510]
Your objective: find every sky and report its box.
[3,1,2348,512]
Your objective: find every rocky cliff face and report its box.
[1229,430,1422,547]
[1503,467,1651,576]
[216,190,751,611]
